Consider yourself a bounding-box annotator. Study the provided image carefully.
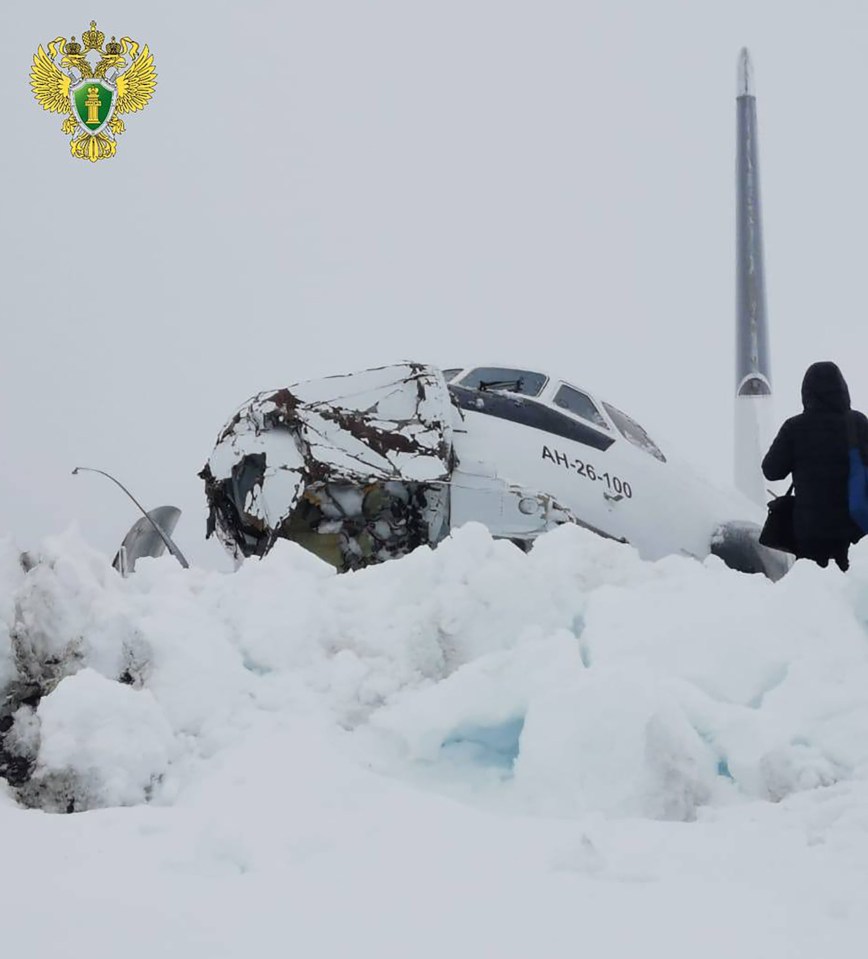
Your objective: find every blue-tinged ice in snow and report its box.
[440,717,525,769]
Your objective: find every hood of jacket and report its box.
[802,361,850,412]
[801,361,851,412]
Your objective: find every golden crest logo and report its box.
[30,20,156,162]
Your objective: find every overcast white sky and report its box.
[4,1,868,567]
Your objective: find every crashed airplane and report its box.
[198,360,786,579]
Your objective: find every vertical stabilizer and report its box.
[735,48,774,506]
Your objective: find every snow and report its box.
[27,669,175,811]
[2,523,868,956]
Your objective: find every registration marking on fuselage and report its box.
[541,445,634,499]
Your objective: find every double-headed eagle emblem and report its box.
[30,21,156,162]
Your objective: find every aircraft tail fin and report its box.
[734,48,774,506]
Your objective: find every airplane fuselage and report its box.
[445,367,763,562]
[199,362,786,578]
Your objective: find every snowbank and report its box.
[3,525,868,958]
[2,524,868,820]
[23,668,175,811]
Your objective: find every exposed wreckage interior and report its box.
[201,366,455,571]
[200,364,575,571]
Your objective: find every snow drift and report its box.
[5,525,868,959]
[3,523,868,820]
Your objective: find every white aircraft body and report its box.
[197,360,786,579]
[446,365,763,563]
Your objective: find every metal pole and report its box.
[734,47,774,506]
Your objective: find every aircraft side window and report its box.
[602,401,667,462]
[553,385,609,431]
[458,367,547,397]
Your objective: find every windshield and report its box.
[553,385,609,430]
[458,367,547,397]
[602,402,666,462]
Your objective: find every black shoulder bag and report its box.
[758,484,796,554]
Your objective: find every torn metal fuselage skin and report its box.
[200,363,575,571]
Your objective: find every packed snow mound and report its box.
[22,669,175,812]
[2,524,868,819]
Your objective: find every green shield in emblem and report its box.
[70,79,117,136]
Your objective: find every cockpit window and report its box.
[602,402,666,462]
[441,368,463,382]
[553,385,609,431]
[458,367,547,397]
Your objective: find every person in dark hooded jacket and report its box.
[762,361,868,570]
